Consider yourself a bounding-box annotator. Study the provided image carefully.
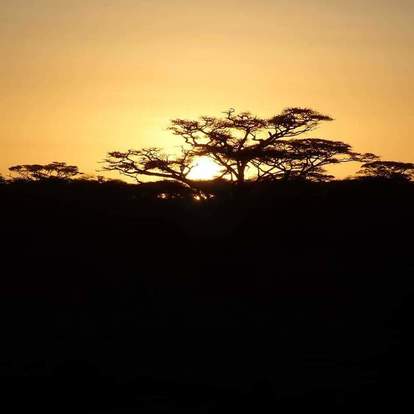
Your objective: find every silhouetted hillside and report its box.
[1,178,413,411]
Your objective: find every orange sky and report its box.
[1,0,413,178]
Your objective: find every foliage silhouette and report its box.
[357,160,414,181]
[104,147,194,185]
[253,138,376,182]
[9,161,81,181]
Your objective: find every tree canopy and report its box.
[357,160,414,181]
[252,138,376,182]
[9,162,81,181]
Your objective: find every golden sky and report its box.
[1,0,413,178]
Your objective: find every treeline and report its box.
[2,108,414,194]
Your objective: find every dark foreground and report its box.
[1,179,413,412]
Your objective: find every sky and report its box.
[1,0,413,178]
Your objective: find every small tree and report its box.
[357,160,414,181]
[9,162,81,181]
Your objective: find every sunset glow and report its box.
[1,1,413,178]
[187,157,223,181]
[1,1,413,403]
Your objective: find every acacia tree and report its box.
[169,108,337,184]
[105,107,375,185]
[357,160,414,181]
[9,162,81,181]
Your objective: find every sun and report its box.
[187,156,223,180]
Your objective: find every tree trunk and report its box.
[236,162,246,185]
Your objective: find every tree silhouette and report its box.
[9,162,81,181]
[169,108,334,184]
[105,107,377,185]
[357,160,414,181]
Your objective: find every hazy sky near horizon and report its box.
[1,0,413,177]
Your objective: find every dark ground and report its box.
[1,178,413,412]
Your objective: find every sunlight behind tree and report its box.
[187,156,223,181]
